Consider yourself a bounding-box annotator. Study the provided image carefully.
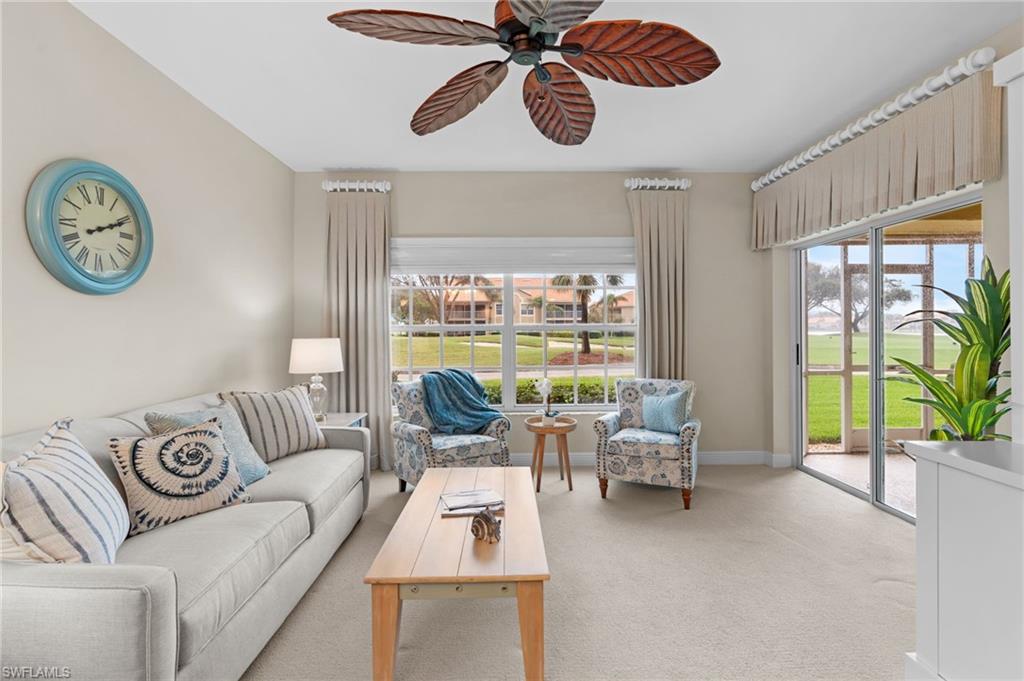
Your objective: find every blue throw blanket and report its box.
[421,368,502,435]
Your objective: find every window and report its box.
[389,273,636,408]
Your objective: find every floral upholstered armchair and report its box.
[594,378,701,508]
[391,380,511,491]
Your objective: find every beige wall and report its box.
[293,171,771,454]
[1,2,295,434]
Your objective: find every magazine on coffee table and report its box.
[440,502,505,518]
[440,488,504,511]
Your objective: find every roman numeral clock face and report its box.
[58,180,138,276]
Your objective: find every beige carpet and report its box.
[241,466,915,681]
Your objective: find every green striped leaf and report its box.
[894,358,960,411]
[953,344,990,403]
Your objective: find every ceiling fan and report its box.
[328,1,721,145]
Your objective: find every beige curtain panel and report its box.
[627,190,687,379]
[324,191,393,470]
[752,71,1001,250]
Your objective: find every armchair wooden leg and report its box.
[682,488,692,510]
[399,479,407,493]
[599,478,608,499]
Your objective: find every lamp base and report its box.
[308,374,328,422]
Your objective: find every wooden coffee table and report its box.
[364,467,549,681]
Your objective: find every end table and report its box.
[321,412,368,428]
[524,415,577,493]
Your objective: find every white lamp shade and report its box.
[289,338,344,374]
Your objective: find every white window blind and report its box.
[390,237,635,275]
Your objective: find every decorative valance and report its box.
[752,69,1002,250]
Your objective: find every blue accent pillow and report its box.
[642,392,689,434]
[145,405,270,485]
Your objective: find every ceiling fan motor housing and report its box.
[494,0,557,67]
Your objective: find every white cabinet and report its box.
[904,441,1024,680]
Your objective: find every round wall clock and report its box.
[26,159,153,295]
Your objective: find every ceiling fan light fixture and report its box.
[328,0,721,145]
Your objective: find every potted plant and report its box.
[888,257,1011,441]
[535,378,558,426]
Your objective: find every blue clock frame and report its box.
[26,159,153,295]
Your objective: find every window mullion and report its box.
[573,331,579,405]
[503,275,514,409]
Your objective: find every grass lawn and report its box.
[806,374,943,443]
[391,333,634,368]
[805,332,955,443]
[808,331,959,368]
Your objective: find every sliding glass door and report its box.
[801,242,871,496]
[796,199,984,519]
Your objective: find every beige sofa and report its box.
[0,392,370,681]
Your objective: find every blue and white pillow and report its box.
[146,404,270,485]
[109,419,249,536]
[1,419,129,564]
[642,392,689,434]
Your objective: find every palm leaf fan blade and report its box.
[328,9,499,46]
[411,61,509,136]
[509,1,604,33]
[522,63,595,145]
[562,20,720,87]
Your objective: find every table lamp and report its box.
[289,338,344,422]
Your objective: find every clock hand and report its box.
[85,216,131,235]
[85,222,118,235]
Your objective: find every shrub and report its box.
[480,377,618,406]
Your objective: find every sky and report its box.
[807,241,980,318]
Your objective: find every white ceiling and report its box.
[73,1,1022,173]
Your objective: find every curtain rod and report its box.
[625,177,691,191]
[322,180,391,193]
[751,46,996,193]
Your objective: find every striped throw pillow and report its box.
[1,420,130,564]
[219,386,327,462]
[109,418,249,536]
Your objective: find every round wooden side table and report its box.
[524,415,578,492]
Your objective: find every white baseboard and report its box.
[904,653,941,680]
[507,451,789,467]
[764,452,793,468]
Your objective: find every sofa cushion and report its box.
[219,386,327,462]
[1,417,146,495]
[145,405,271,486]
[246,449,363,532]
[116,500,309,667]
[1,420,129,564]
[607,428,681,460]
[109,420,250,536]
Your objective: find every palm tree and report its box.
[393,274,497,323]
[550,274,624,355]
